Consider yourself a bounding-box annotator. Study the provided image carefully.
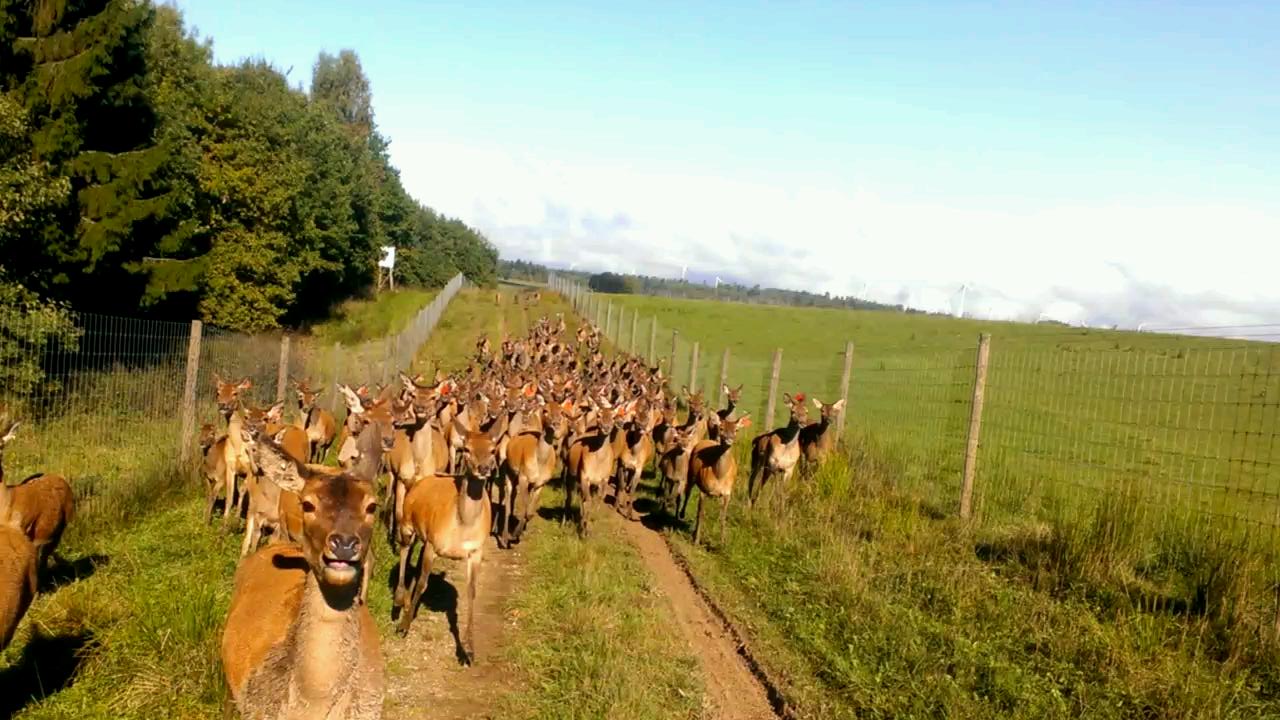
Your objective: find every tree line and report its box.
[0,0,496,333]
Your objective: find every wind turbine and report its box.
[955,283,969,319]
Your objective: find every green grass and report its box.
[309,288,438,345]
[592,291,1280,554]
[661,458,1280,720]
[499,488,702,720]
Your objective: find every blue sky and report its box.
[171,0,1280,329]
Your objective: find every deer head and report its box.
[256,439,378,593]
[811,397,846,424]
[782,393,810,427]
[215,374,253,420]
[294,378,323,412]
[452,413,508,480]
[710,413,752,446]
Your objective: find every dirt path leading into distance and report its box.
[612,514,779,720]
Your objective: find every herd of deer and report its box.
[0,307,843,720]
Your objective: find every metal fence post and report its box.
[178,320,203,464]
[959,333,992,520]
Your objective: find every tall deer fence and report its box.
[549,274,1280,557]
[0,273,464,533]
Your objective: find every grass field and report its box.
[308,288,439,345]
[594,292,1280,540]
[567,286,1280,718]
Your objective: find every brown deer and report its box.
[296,379,338,463]
[0,417,73,574]
[614,403,657,520]
[716,383,744,422]
[747,393,809,510]
[0,418,37,651]
[499,399,572,547]
[658,427,700,515]
[800,397,845,471]
[563,400,632,536]
[684,413,752,545]
[214,374,253,425]
[221,448,384,719]
[393,415,507,663]
[204,408,255,526]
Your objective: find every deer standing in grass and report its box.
[500,399,571,547]
[221,446,384,719]
[0,415,73,575]
[0,418,37,651]
[800,398,845,472]
[204,407,255,527]
[394,415,507,663]
[563,400,631,536]
[658,427,700,515]
[614,403,657,520]
[716,383,744,422]
[685,413,751,545]
[296,379,338,463]
[748,393,809,511]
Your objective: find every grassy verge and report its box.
[662,454,1280,720]
[499,488,703,720]
[309,288,438,345]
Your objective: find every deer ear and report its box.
[213,372,224,385]
[1,421,19,445]
[721,383,730,396]
[737,415,753,429]
[239,377,253,390]
[812,397,823,410]
[338,385,364,414]
[832,399,846,411]
[782,393,793,405]
[452,416,471,441]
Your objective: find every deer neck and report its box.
[456,476,487,526]
[290,572,363,709]
[780,416,803,444]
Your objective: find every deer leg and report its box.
[394,535,414,608]
[720,494,730,546]
[463,550,482,664]
[398,541,432,636]
[393,476,406,544]
[693,490,705,545]
[205,480,218,525]
[561,469,574,526]
[239,514,257,557]
[518,485,543,540]
[578,479,592,537]
[359,541,374,605]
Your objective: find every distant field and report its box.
[594,293,1280,544]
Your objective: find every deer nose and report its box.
[327,534,361,562]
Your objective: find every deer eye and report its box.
[365,502,377,515]
[301,500,316,513]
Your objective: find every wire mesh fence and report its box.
[549,274,1280,556]
[0,274,464,536]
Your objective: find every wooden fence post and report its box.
[718,348,730,406]
[631,311,639,355]
[670,330,679,389]
[835,341,854,444]
[328,343,342,414]
[689,342,700,392]
[764,348,783,429]
[606,302,614,340]
[649,317,658,364]
[959,333,992,521]
[276,335,290,405]
[178,320,203,464]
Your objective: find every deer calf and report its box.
[221,448,383,720]
[394,416,506,663]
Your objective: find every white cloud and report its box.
[394,139,1280,331]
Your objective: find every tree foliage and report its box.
[0,1,496,332]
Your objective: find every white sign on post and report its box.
[377,246,396,269]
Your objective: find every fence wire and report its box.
[1,274,464,534]
[549,274,1280,553]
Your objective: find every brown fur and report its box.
[799,398,845,469]
[747,393,809,510]
[0,419,38,650]
[221,460,383,719]
[393,416,506,661]
[686,414,751,545]
[7,474,74,569]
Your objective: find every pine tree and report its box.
[1,0,180,312]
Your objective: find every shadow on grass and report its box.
[39,553,108,594]
[0,631,95,718]
[388,556,466,665]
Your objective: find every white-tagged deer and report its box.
[221,447,384,719]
